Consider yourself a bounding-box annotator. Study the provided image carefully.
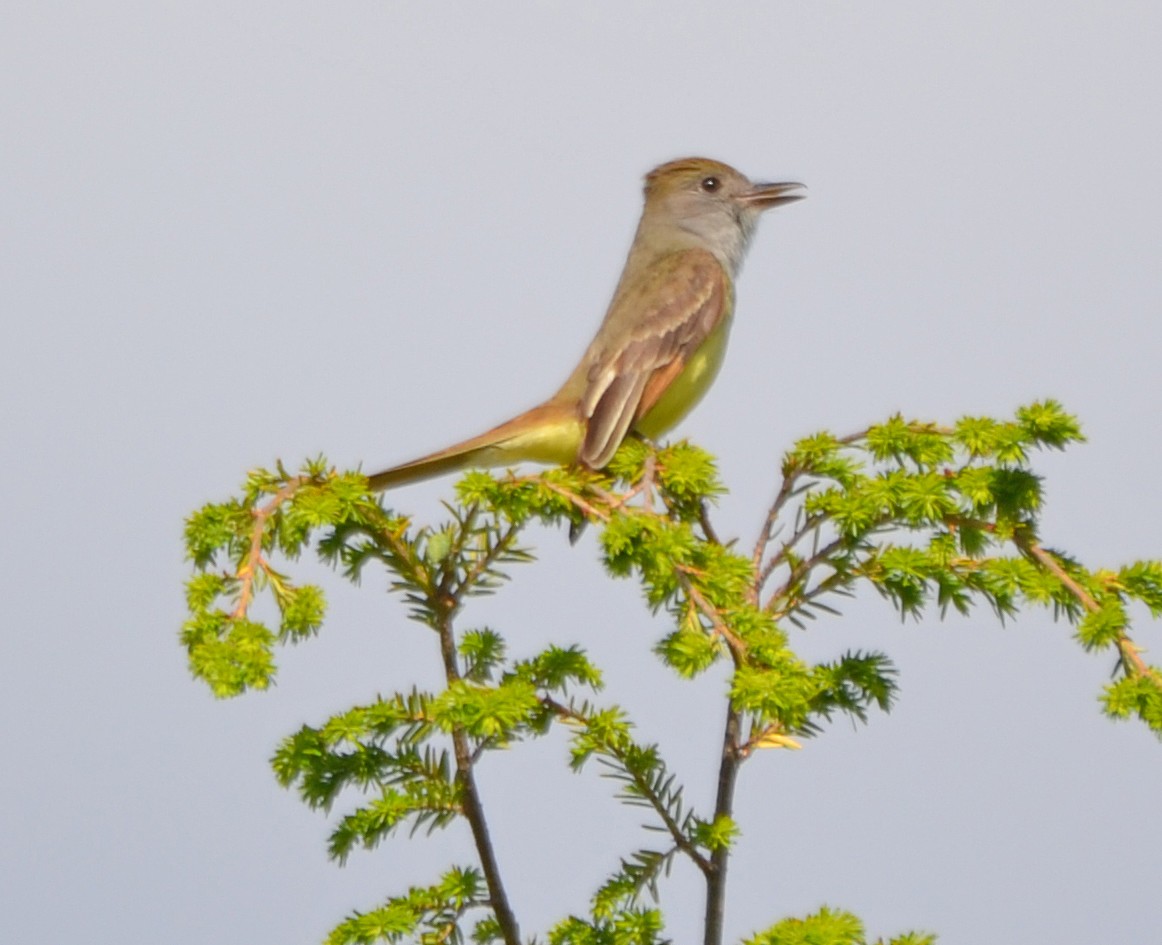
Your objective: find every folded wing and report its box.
[579,249,728,468]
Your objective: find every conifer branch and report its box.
[543,696,713,879]
[704,705,742,945]
[1017,536,1153,679]
[435,604,521,945]
[233,475,308,619]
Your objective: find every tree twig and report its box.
[435,603,521,945]
[703,704,741,945]
[1017,536,1152,677]
[676,568,747,662]
[542,696,713,879]
[749,472,801,603]
[539,481,612,523]
[698,500,722,546]
[233,476,307,619]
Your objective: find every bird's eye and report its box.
[700,176,721,193]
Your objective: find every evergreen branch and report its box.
[592,846,679,916]
[1017,537,1154,681]
[740,905,937,945]
[330,780,462,862]
[756,504,814,592]
[750,471,806,602]
[367,517,431,592]
[325,866,489,945]
[232,475,308,620]
[940,513,1155,688]
[704,704,742,945]
[548,908,665,945]
[182,402,1154,945]
[434,605,521,945]
[544,697,713,878]
[698,499,722,546]
[539,481,613,522]
[435,505,482,605]
[676,568,747,663]
[764,531,856,616]
[625,449,659,511]
[450,516,526,604]
[751,426,873,598]
[805,565,859,603]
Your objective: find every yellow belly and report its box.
[635,314,733,439]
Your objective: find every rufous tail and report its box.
[365,401,580,490]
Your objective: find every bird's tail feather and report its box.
[365,401,580,491]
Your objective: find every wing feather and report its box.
[580,249,727,468]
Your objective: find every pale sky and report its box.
[3,3,1160,943]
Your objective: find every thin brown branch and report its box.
[676,568,747,663]
[436,610,521,945]
[749,473,800,603]
[232,476,308,620]
[639,450,658,512]
[1018,537,1151,677]
[749,427,873,561]
[751,423,934,604]
[542,696,713,878]
[450,518,523,603]
[1021,540,1097,607]
[764,533,853,615]
[788,570,855,613]
[434,505,480,603]
[703,704,742,945]
[698,500,721,546]
[756,506,839,599]
[950,515,1156,684]
[539,481,612,522]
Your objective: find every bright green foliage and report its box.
[433,679,542,741]
[1118,561,1162,614]
[1103,674,1162,730]
[181,402,1161,945]
[742,907,865,945]
[592,850,675,919]
[325,866,488,945]
[552,689,725,906]
[742,907,934,945]
[181,460,385,696]
[459,629,507,682]
[547,909,666,945]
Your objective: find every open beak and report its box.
[741,181,806,209]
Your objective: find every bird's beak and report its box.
[740,181,806,209]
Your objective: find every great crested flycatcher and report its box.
[367,157,803,490]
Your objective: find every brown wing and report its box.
[579,249,727,468]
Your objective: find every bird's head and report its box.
[641,157,804,271]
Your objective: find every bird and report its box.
[366,157,803,491]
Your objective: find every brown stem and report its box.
[703,705,742,945]
[944,518,1155,683]
[233,476,308,619]
[540,481,611,522]
[677,569,747,663]
[1017,537,1152,677]
[749,473,799,604]
[698,500,722,546]
[750,428,876,603]
[436,609,521,945]
[764,533,851,614]
[640,451,658,511]
[541,696,712,878]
